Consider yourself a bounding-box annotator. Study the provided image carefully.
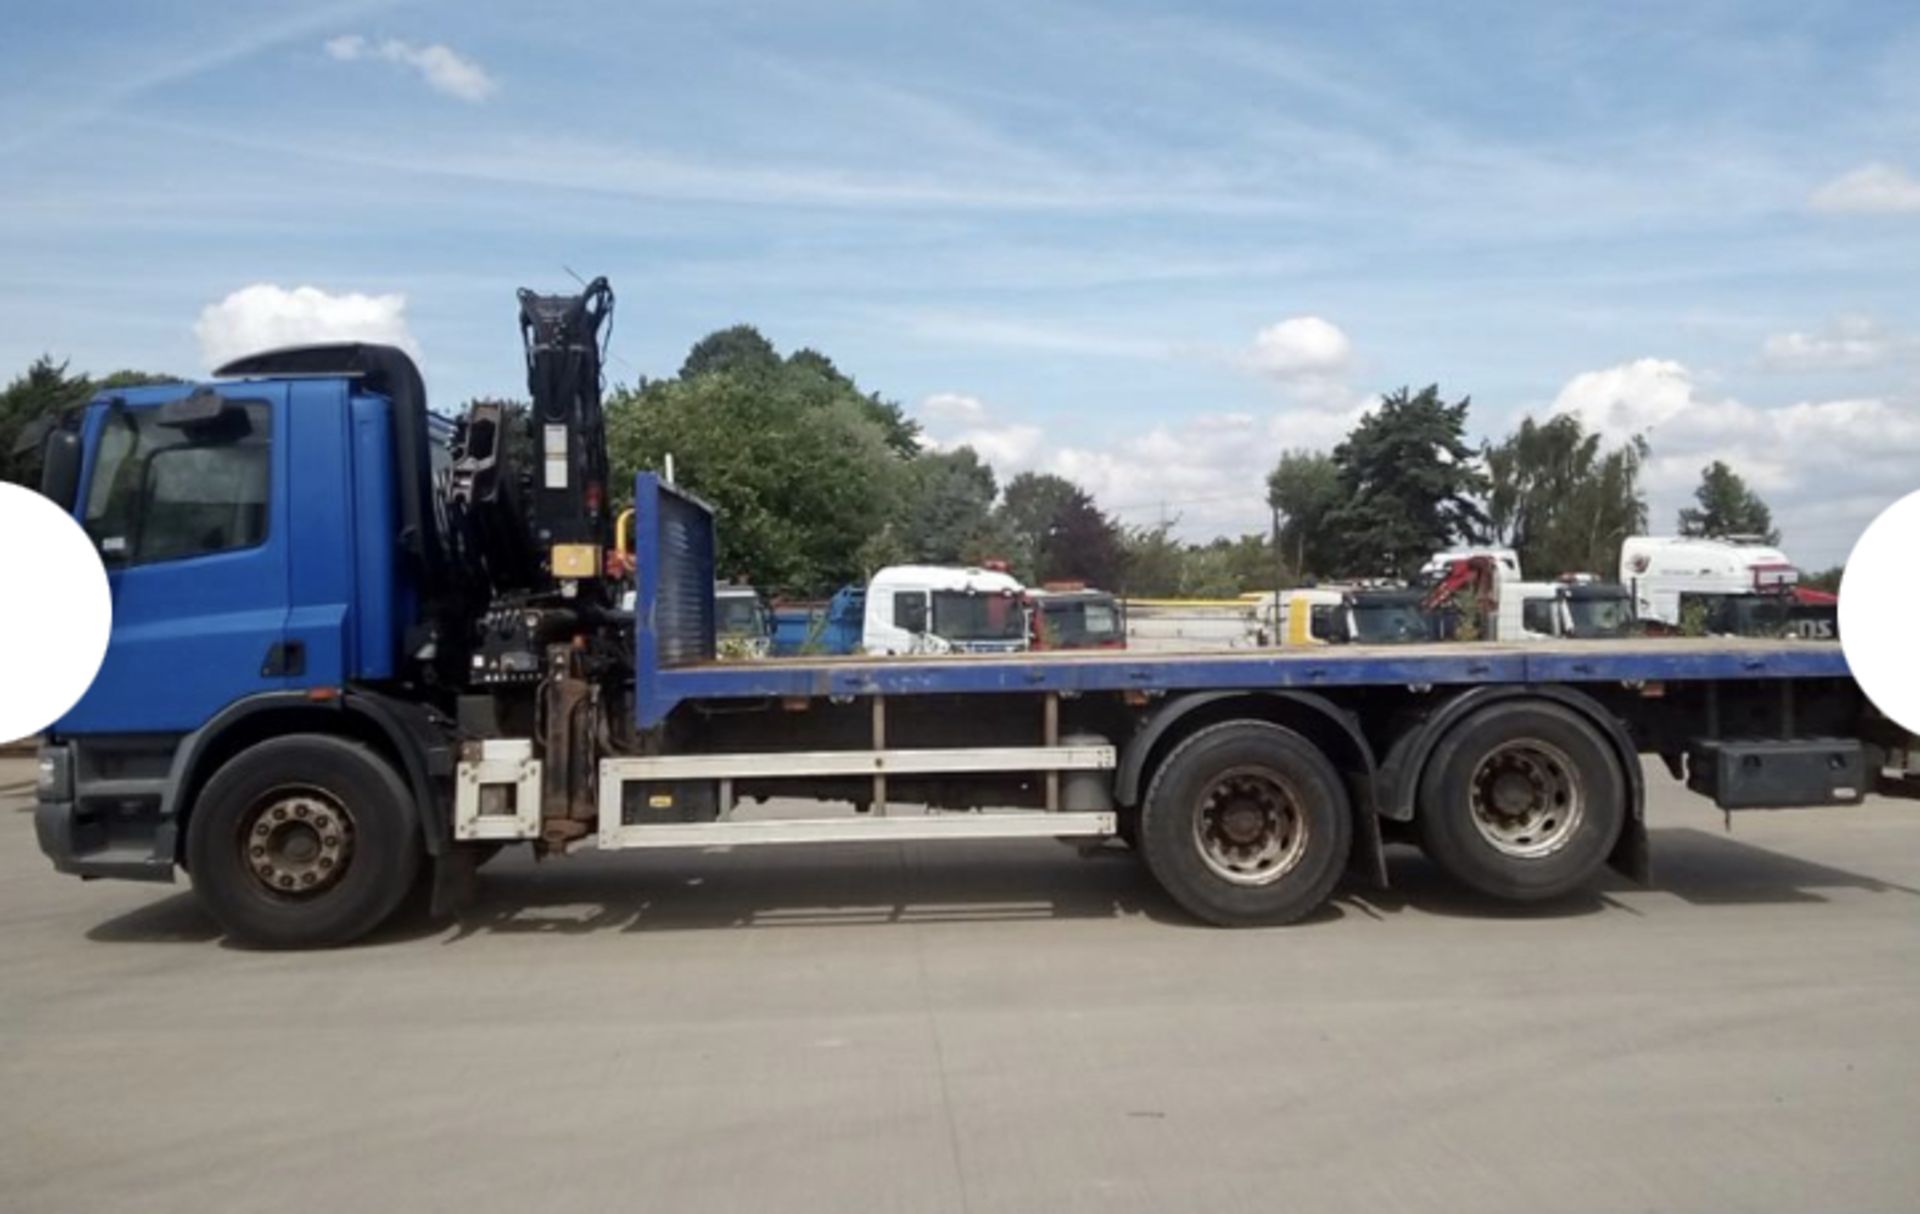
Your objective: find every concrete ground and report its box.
[1,756,1916,1214]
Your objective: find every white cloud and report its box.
[934,422,1047,472]
[1247,316,1351,380]
[1551,357,1699,440]
[1050,397,1372,537]
[916,388,1369,540]
[1762,315,1903,372]
[1550,357,1920,564]
[909,317,1372,538]
[915,393,1045,469]
[324,35,496,103]
[918,392,988,423]
[1810,163,1920,215]
[194,284,417,370]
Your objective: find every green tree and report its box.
[1677,460,1778,544]
[1181,534,1277,598]
[679,324,781,380]
[1485,413,1648,577]
[1,357,89,486]
[1037,486,1126,589]
[994,471,1125,588]
[2,358,178,487]
[998,472,1078,581]
[1324,385,1488,578]
[607,332,914,594]
[1119,524,1185,596]
[97,370,181,391]
[678,329,920,452]
[1803,565,1843,593]
[789,349,920,457]
[1265,449,1341,580]
[901,446,1000,563]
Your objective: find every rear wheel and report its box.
[1417,701,1625,901]
[185,735,423,948]
[1140,721,1352,926]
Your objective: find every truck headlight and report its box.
[36,745,71,801]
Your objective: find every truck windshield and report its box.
[1348,599,1430,644]
[932,592,1025,642]
[1719,595,1793,637]
[1565,593,1634,638]
[1041,597,1121,646]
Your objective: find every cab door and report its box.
[57,385,291,735]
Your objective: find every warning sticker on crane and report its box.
[544,424,569,489]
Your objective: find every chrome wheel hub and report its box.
[240,791,354,897]
[1193,767,1310,886]
[1468,740,1584,858]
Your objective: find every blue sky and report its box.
[4,0,1919,566]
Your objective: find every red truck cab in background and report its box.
[1029,584,1127,650]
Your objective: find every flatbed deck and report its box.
[637,637,1852,727]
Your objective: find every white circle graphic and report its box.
[1840,490,1920,735]
[0,481,112,743]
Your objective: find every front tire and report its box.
[1140,721,1352,926]
[1416,700,1626,901]
[185,735,424,948]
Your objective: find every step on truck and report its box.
[30,279,1895,947]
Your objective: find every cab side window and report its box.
[1309,604,1337,640]
[1521,599,1556,635]
[892,591,928,633]
[84,403,271,565]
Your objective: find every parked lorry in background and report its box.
[861,564,1029,655]
[29,278,1894,949]
[1029,585,1126,651]
[1622,536,1838,639]
[1497,580,1637,641]
[1423,552,1636,642]
[1270,587,1434,646]
[770,585,864,656]
[714,583,772,657]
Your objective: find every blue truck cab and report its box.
[36,350,450,887]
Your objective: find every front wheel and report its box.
[1416,701,1626,901]
[185,735,424,948]
[1140,721,1352,926]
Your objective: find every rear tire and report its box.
[1416,700,1625,901]
[1140,721,1352,926]
[185,735,424,948]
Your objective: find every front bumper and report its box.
[32,743,176,883]
[35,798,176,882]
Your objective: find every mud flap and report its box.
[1608,810,1650,885]
[1352,797,1389,889]
[429,846,483,918]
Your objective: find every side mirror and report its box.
[38,429,82,510]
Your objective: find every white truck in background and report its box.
[1619,536,1834,638]
[1495,579,1636,640]
[861,564,1030,655]
[1423,549,1636,642]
